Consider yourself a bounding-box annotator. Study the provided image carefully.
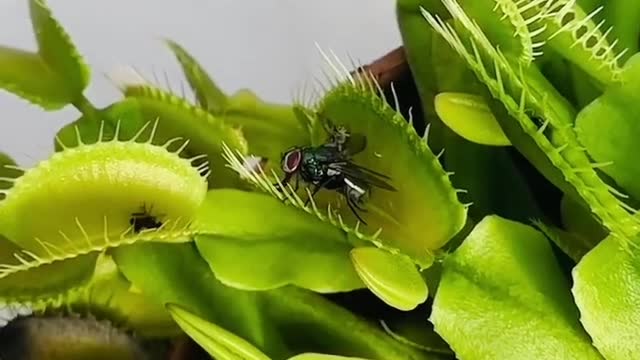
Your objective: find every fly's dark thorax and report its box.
[300,146,343,184]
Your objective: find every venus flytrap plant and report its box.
[0,121,213,338]
[431,216,604,359]
[313,50,467,259]
[165,40,311,165]
[104,78,249,189]
[0,0,98,119]
[422,0,640,249]
[219,51,468,310]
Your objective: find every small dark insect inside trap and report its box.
[129,204,163,233]
[275,118,396,224]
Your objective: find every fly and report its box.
[129,204,163,233]
[276,120,396,224]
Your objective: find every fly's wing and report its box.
[329,161,397,191]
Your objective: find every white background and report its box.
[0,0,402,167]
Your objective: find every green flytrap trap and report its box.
[1,0,640,359]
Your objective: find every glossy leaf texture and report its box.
[572,233,640,359]
[312,60,467,266]
[194,189,364,293]
[0,0,90,109]
[164,40,311,165]
[434,92,510,146]
[167,303,272,360]
[350,247,428,311]
[575,53,640,201]
[431,216,603,360]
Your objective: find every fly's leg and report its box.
[346,194,367,225]
[305,177,332,206]
[274,173,293,192]
[294,173,300,193]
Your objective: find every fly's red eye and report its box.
[283,150,302,173]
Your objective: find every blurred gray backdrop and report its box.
[0,0,401,167]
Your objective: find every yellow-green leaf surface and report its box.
[434,92,510,146]
[573,234,640,359]
[119,85,249,188]
[222,89,311,165]
[314,68,466,266]
[29,0,90,95]
[560,195,607,246]
[0,236,98,305]
[422,0,640,246]
[350,247,427,311]
[156,41,311,165]
[575,53,640,201]
[0,47,71,109]
[0,152,20,201]
[167,303,271,360]
[431,216,603,360]
[54,99,142,150]
[165,39,228,113]
[0,0,90,109]
[0,138,207,260]
[194,189,364,293]
[289,355,371,360]
[75,254,180,338]
[113,243,289,358]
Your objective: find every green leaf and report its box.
[165,39,228,113]
[603,0,640,63]
[262,287,445,360]
[397,0,453,154]
[430,216,603,360]
[533,220,597,263]
[350,247,428,311]
[0,236,98,305]
[222,89,311,164]
[112,242,290,358]
[573,233,640,359]
[29,0,90,96]
[576,53,640,201]
[434,92,510,146]
[167,303,271,360]
[288,354,371,360]
[0,152,19,201]
[194,189,364,293]
[118,85,249,188]
[0,47,72,109]
[314,66,467,266]
[54,99,138,150]
[76,254,180,338]
[560,194,608,245]
[0,0,89,109]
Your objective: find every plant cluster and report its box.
[1,0,640,359]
